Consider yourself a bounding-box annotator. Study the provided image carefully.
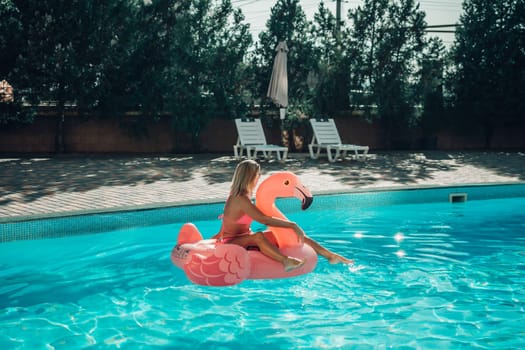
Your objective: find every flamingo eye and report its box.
[284,180,290,186]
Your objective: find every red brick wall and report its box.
[65,116,176,153]
[0,112,524,154]
[0,116,57,153]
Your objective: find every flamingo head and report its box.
[255,171,313,210]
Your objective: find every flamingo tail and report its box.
[177,223,203,245]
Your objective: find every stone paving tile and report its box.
[1,151,524,221]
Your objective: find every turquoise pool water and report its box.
[1,187,524,349]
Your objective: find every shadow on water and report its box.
[1,151,524,205]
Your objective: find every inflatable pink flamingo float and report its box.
[171,171,318,286]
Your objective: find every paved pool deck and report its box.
[1,151,524,222]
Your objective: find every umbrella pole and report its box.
[279,107,286,147]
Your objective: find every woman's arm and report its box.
[237,196,305,242]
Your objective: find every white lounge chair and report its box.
[234,118,288,160]
[309,118,369,162]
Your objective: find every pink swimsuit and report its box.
[217,213,254,243]
[234,213,253,226]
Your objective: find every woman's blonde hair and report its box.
[230,160,260,197]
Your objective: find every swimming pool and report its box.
[1,185,524,349]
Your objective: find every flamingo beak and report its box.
[295,186,313,210]
[302,195,313,210]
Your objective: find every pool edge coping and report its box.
[2,181,525,224]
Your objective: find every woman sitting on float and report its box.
[171,160,352,286]
[213,159,352,268]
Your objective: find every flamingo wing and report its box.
[183,244,251,286]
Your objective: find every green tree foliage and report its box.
[417,38,447,136]
[95,1,187,119]
[0,1,35,124]
[310,1,354,116]
[1,0,143,149]
[0,0,251,151]
[166,0,252,148]
[348,0,427,148]
[8,0,134,108]
[0,1,21,78]
[450,0,525,147]
[3,0,522,152]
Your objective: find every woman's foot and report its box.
[283,257,306,272]
[327,253,354,265]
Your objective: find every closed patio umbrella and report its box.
[267,41,288,119]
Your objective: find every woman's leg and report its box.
[304,236,354,264]
[229,232,305,271]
